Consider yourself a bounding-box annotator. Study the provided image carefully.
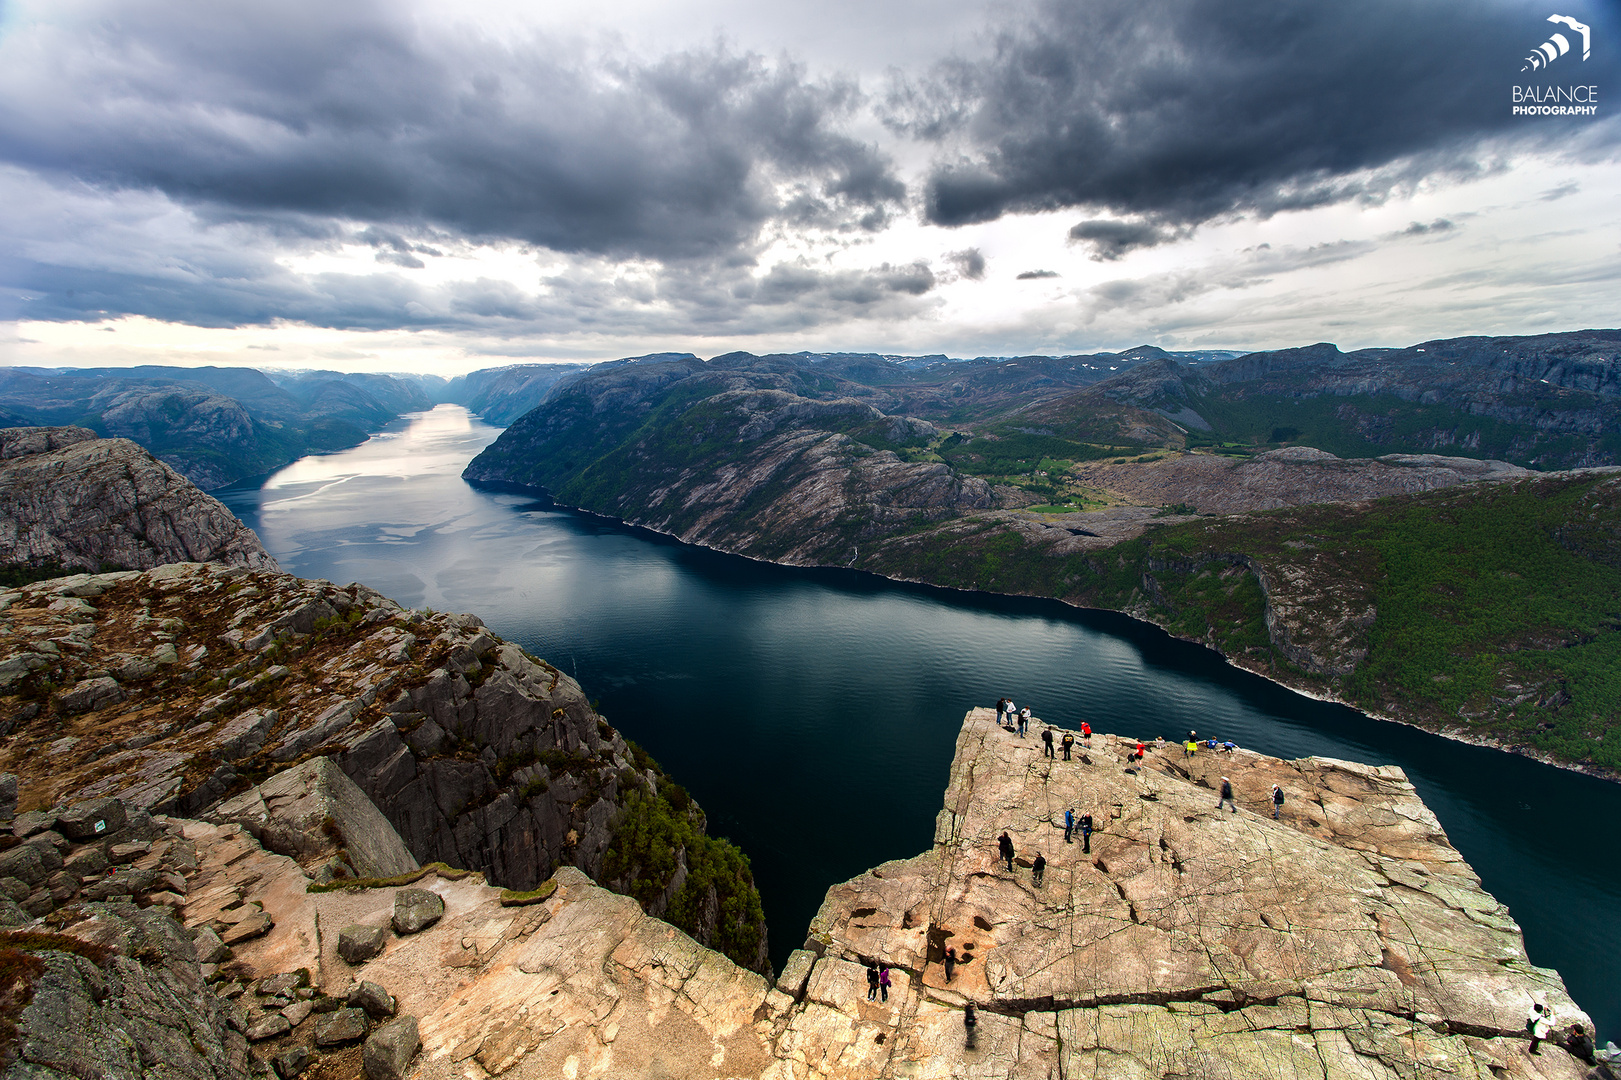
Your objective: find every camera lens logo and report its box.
[1522,14,1591,71]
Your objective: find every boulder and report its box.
[245,1014,292,1042]
[347,980,396,1020]
[362,1016,419,1080]
[56,677,126,715]
[11,810,56,838]
[337,924,388,964]
[208,757,417,880]
[0,773,17,822]
[391,888,443,935]
[314,1006,369,1047]
[0,844,46,887]
[272,1046,312,1079]
[192,926,230,965]
[56,797,127,841]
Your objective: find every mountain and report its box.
[0,366,433,489]
[0,427,277,575]
[462,330,1621,777]
[441,362,602,425]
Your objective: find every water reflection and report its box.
[221,406,1621,1038]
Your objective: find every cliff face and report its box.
[0,427,278,574]
[0,562,766,972]
[102,707,1585,1079]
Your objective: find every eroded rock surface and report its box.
[0,427,278,573]
[0,562,764,969]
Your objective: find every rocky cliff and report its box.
[0,563,767,973]
[12,707,1589,1079]
[0,428,278,575]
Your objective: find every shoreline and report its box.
[465,476,1620,788]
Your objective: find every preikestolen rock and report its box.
[338,924,388,964]
[391,888,443,935]
[347,980,396,1020]
[362,1015,419,1080]
[55,797,127,841]
[314,1006,369,1047]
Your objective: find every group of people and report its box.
[997,699,1094,760]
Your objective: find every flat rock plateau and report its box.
[0,699,1593,1079]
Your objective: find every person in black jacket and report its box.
[1217,777,1237,813]
[998,831,1015,872]
[1079,813,1094,853]
[1032,853,1046,886]
[1041,728,1055,758]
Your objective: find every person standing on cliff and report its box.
[995,698,1007,726]
[1271,784,1285,819]
[1003,699,1018,730]
[1042,728,1055,758]
[998,831,1015,872]
[964,1002,977,1049]
[1217,777,1237,813]
[878,965,891,1003]
[1064,808,1074,843]
[1080,720,1091,743]
[1032,852,1046,887]
[944,946,957,982]
[1528,1002,1553,1054]
[1018,706,1031,737]
[1079,812,1093,853]
[866,963,880,1001]
[1061,731,1075,760]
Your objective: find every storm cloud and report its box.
[909,0,1619,232]
[0,0,903,263]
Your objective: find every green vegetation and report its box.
[866,473,1621,771]
[601,779,767,971]
[305,862,480,893]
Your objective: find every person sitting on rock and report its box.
[1061,732,1075,760]
[998,831,1015,872]
[1565,1023,1596,1066]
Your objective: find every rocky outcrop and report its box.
[0,708,1591,1078]
[0,561,766,971]
[0,428,278,573]
[1069,446,1532,516]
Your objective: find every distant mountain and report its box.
[0,366,432,489]
[442,362,616,426]
[1031,330,1621,469]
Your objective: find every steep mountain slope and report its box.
[0,562,768,972]
[442,361,624,425]
[463,332,1621,777]
[0,427,277,574]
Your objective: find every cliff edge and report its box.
[0,427,278,574]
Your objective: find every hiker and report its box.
[866,963,880,1001]
[1271,784,1284,819]
[1222,740,1237,752]
[964,1002,977,1049]
[1155,736,1165,750]
[1217,777,1237,813]
[995,698,1008,726]
[998,831,1015,872]
[1063,808,1074,844]
[1566,1023,1597,1066]
[1080,720,1092,742]
[1529,1003,1552,1054]
[1042,728,1055,758]
[1184,739,1197,759]
[1079,812,1094,854]
[1032,853,1046,887]
[878,966,891,1003]
[1018,706,1031,737]
[943,946,957,983]
[1061,731,1075,760]
[1133,741,1145,761]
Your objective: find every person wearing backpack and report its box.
[1528,1002,1553,1054]
[1061,732,1075,760]
[1272,784,1285,819]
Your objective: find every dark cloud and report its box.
[1067,219,1186,260]
[1016,269,1059,279]
[907,0,1620,232]
[0,0,904,263]
[946,247,986,279]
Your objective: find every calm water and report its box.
[220,406,1621,1038]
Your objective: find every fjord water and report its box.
[221,406,1621,1038]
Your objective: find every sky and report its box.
[1,0,1618,375]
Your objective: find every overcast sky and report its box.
[1,0,1617,374]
